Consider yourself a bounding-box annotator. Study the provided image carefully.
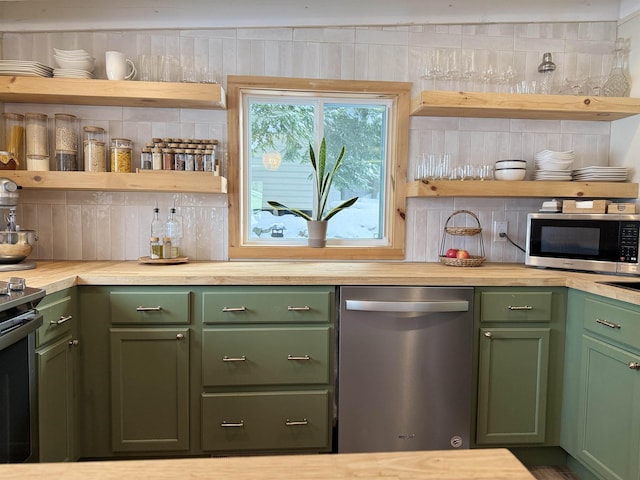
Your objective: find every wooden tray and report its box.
[138,256,189,265]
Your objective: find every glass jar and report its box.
[55,113,80,171]
[140,147,152,170]
[0,151,17,170]
[25,113,49,169]
[2,113,25,170]
[162,148,175,170]
[110,137,132,172]
[174,148,185,170]
[83,126,107,172]
[151,147,163,170]
[184,148,195,171]
[203,149,213,172]
[194,148,204,171]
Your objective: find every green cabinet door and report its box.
[577,335,640,480]
[110,328,190,452]
[476,327,550,444]
[37,333,76,462]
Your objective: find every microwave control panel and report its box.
[619,221,640,263]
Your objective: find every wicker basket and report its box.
[439,210,486,267]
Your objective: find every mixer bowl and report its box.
[0,230,36,263]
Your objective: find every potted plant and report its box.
[267,138,358,247]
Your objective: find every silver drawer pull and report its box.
[285,419,308,426]
[136,306,163,312]
[50,315,72,326]
[484,332,492,338]
[287,305,311,311]
[629,362,640,370]
[220,421,244,428]
[507,305,533,311]
[223,355,247,362]
[596,318,622,329]
[287,355,311,361]
[222,306,247,312]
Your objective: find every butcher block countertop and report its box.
[0,448,534,479]
[3,260,639,305]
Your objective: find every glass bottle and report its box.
[603,38,631,98]
[150,206,165,258]
[537,52,556,95]
[165,207,181,258]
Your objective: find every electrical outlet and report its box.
[493,221,508,242]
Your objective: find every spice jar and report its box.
[25,113,49,170]
[0,151,17,170]
[174,148,185,170]
[162,148,175,170]
[2,113,25,170]
[55,114,79,171]
[151,147,163,170]
[140,147,152,170]
[110,138,132,172]
[83,126,107,172]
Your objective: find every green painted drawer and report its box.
[36,291,75,347]
[583,297,640,351]
[110,291,190,324]
[480,291,553,323]
[202,326,331,386]
[202,286,333,324]
[201,390,330,452]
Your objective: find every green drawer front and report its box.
[202,326,331,386]
[202,287,333,324]
[201,390,330,452]
[583,297,640,351]
[36,293,75,347]
[110,291,190,324]
[480,291,553,323]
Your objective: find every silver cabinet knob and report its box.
[484,332,492,338]
[176,333,185,340]
[69,339,79,346]
[629,362,640,370]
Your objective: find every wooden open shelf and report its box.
[0,76,226,109]
[410,90,640,121]
[406,180,639,198]
[3,170,227,194]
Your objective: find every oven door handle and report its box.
[0,312,43,351]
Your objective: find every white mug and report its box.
[105,51,137,80]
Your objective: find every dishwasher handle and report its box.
[344,299,469,313]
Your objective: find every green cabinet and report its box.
[110,327,190,452]
[563,290,640,480]
[474,287,566,447]
[200,285,335,454]
[36,288,78,462]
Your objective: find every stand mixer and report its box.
[0,177,37,271]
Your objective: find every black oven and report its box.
[0,281,44,463]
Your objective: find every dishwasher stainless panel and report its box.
[337,286,473,453]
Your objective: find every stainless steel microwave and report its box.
[525,213,640,275]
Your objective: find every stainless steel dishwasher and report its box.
[337,286,473,453]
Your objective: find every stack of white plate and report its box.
[53,48,95,78]
[533,150,575,181]
[572,166,628,182]
[0,60,53,77]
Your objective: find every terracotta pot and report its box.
[307,220,327,248]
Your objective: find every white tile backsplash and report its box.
[1,20,623,262]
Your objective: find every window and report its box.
[227,76,410,260]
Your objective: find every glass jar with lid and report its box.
[25,113,49,170]
[110,138,132,172]
[0,151,17,170]
[83,126,107,172]
[2,113,25,170]
[55,113,80,171]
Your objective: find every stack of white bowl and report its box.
[533,150,575,180]
[494,159,527,180]
[53,48,96,78]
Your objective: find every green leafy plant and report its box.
[268,138,358,222]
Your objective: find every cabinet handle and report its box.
[50,315,72,325]
[223,355,247,362]
[136,306,163,312]
[222,306,247,312]
[287,354,311,361]
[68,339,79,347]
[484,332,492,338]
[176,333,185,340]
[507,305,533,311]
[596,318,622,329]
[285,419,308,426]
[220,421,244,428]
[287,305,311,311]
[629,362,640,370]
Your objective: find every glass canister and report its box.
[83,126,107,172]
[55,113,80,171]
[1,113,25,170]
[110,138,132,172]
[25,113,49,170]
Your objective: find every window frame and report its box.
[226,75,410,260]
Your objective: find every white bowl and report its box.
[495,168,526,181]
[54,55,95,72]
[495,159,527,169]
